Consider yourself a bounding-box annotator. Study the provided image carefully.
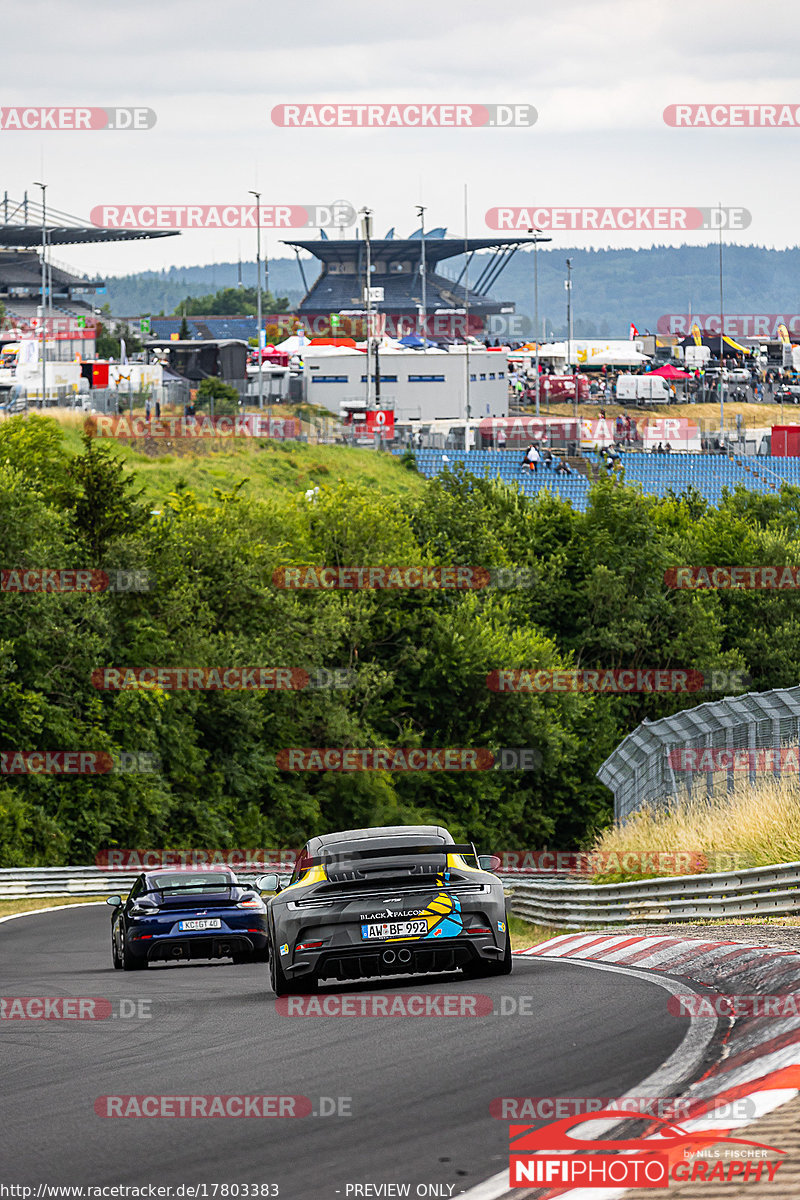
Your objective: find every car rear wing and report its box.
[295,842,481,874]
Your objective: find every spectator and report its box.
[498,426,507,452]
[522,444,540,472]
[556,459,571,474]
[542,448,553,468]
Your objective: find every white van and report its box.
[615,375,672,404]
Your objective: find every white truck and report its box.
[614,374,672,404]
[683,345,711,370]
[9,360,84,404]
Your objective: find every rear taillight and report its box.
[468,926,492,935]
[296,940,323,952]
[237,898,263,909]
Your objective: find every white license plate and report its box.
[178,918,222,931]
[361,919,428,940]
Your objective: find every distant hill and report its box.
[104,244,800,337]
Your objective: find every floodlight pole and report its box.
[34,181,46,408]
[416,204,427,337]
[718,202,725,441]
[361,208,373,411]
[249,189,263,411]
[528,227,542,416]
[566,257,577,430]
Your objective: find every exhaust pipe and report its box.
[382,949,396,965]
[397,948,412,965]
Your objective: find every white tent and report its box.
[586,348,649,366]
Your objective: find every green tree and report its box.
[94,321,142,360]
[69,431,149,558]
[196,377,240,415]
[175,287,289,318]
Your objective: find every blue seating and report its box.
[394,450,799,512]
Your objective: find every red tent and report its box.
[647,364,691,380]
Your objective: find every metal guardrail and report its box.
[7,863,799,926]
[0,866,293,900]
[508,860,800,926]
[0,865,549,901]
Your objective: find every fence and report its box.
[597,687,800,823]
[5,863,800,930]
[508,859,800,927]
[0,865,293,900]
[0,864,531,901]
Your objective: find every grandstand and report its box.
[148,316,258,341]
[282,228,548,338]
[0,192,178,358]
[402,449,800,511]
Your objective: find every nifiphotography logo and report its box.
[509,1110,785,1188]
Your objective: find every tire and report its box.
[463,918,513,978]
[111,924,123,970]
[120,925,148,971]
[269,934,316,996]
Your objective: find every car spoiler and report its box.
[296,843,480,870]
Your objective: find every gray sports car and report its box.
[257,824,511,996]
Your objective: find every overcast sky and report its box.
[10,0,800,278]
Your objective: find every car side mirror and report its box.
[478,855,501,872]
[255,873,280,893]
[106,895,123,907]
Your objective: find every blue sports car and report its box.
[107,867,270,970]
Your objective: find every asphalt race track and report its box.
[2,906,690,1198]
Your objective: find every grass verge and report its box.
[0,896,105,918]
[590,775,800,883]
[508,913,569,951]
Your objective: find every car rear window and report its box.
[149,873,233,893]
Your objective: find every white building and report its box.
[302,346,509,423]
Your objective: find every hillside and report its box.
[103,244,800,337]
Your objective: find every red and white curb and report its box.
[464,935,800,1199]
